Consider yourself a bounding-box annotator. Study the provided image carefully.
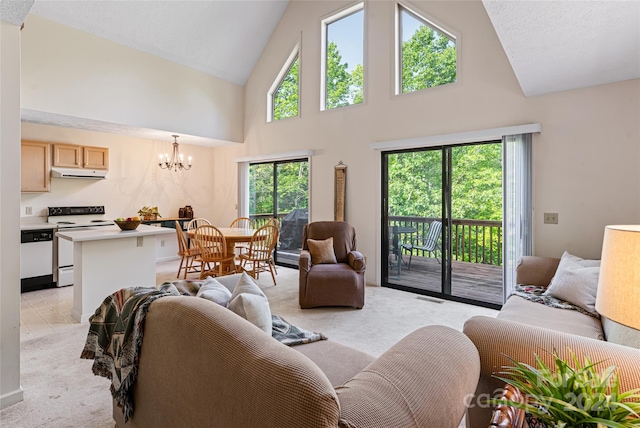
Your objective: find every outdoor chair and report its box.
[299,221,366,309]
[402,220,442,268]
[388,225,403,278]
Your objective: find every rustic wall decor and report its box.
[334,161,347,221]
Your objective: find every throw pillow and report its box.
[307,237,337,264]
[544,251,600,314]
[196,277,233,307]
[226,272,272,334]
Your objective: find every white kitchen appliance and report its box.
[20,228,55,292]
[48,206,114,287]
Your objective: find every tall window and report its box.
[321,3,364,110]
[268,46,299,122]
[397,4,457,94]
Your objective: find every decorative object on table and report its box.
[137,206,160,221]
[596,225,640,348]
[114,217,141,230]
[178,205,194,219]
[490,348,640,427]
[334,160,346,221]
[158,134,192,172]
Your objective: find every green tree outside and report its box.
[273,56,299,121]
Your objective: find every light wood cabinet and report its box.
[53,143,109,169]
[83,146,109,169]
[21,140,51,193]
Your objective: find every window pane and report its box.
[273,56,299,121]
[401,8,456,93]
[325,9,364,109]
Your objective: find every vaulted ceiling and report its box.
[2,0,639,140]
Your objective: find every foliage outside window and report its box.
[323,5,364,110]
[272,56,299,121]
[399,5,457,94]
[249,161,309,216]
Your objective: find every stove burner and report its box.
[90,220,107,223]
[57,221,75,225]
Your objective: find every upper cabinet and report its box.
[53,143,109,169]
[21,140,51,193]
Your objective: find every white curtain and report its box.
[502,133,533,301]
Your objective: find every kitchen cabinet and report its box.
[53,143,109,169]
[21,140,51,193]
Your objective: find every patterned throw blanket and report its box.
[510,284,600,319]
[81,285,326,422]
[80,283,180,422]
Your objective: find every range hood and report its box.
[51,167,107,179]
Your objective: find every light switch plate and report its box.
[544,213,558,224]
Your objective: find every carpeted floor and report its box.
[1,259,497,427]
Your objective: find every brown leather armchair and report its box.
[299,221,366,309]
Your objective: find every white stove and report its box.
[48,206,114,286]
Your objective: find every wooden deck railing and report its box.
[390,216,502,266]
[250,213,502,266]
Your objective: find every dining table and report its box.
[187,227,256,274]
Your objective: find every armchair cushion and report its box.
[307,237,338,264]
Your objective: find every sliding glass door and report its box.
[382,142,504,308]
[249,159,308,268]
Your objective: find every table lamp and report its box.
[595,225,640,332]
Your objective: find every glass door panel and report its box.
[384,149,443,291]
[249,159,308,268]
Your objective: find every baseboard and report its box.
[156,255,180,263]
[0,387,24,409]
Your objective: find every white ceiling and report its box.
[2,1,639,143]
[483,0,640,97]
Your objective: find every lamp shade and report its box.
[595,225,640,330]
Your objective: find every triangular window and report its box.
[397,4,457,94]
[268,48,299,122]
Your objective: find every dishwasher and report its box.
[20,229,55,292]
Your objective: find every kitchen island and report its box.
[56,224,175,322]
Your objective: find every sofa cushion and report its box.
[499,295,604,340]
[307,237,338,264]
[544,251,600,314]
[227,272,272,334]
[195,277,232,306]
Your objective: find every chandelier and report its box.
[158,135,192,171]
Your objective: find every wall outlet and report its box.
[25,206,33,215]
[137,236,143,247]
[544,212,559,224]
[160,240,165,247]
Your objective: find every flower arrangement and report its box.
[490,349,640,428]
[137,206,160,220]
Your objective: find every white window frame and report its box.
[394,1,459,96]
[320,2,365,111]
[267,41,301,123]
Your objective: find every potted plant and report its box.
[490,349,640,427]
[137,206,160,221]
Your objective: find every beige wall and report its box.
[20,124,222,222]
[1,20,24,409]
[213,0,640,285]
[21,15,244,143]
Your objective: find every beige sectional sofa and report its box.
[114,274,481,428]
[463,256,640,426]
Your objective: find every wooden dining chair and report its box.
[186,217,211,232]
[266,217,280,275]
[193,225,237,279]
[239,224,279,285]
[229,217,255,257]
[175,221,203,279]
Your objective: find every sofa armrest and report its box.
[348,251,365,273]
[299,249,311,272]
[336,326,479,428]
[463,315,640,427]
[516,256,560,287]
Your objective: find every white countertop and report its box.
[56,224,174,242]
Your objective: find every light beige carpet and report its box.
[1,260,497,427]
